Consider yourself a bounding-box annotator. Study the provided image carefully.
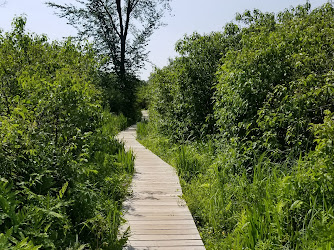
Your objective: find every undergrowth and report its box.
[0,17,134,249]
[137,119,334,249]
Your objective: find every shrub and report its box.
[0,17,133,249]
[214,3,334,160]
[149,27,241,142]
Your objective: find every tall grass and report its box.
[117,149,135,174]
[136,121,149,140]
[137,120,334,249]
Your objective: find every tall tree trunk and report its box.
[120,36,126,80]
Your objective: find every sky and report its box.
[0,0,330,80]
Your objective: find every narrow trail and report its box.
[117,123,205,249]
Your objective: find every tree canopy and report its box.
[47,0,171,77]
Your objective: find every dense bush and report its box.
[149,27,241,142]
[135,81,150,110]
[0,17,133,249]
[215,3,334,159]
[97,71,142,123]
[141,2,334,249]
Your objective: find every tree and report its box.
[47,0,171,78]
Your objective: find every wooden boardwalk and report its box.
[117,125,205,250]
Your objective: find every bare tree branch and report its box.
[99,0,121,37]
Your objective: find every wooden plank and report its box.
[132,183,180,187]
[135,163,170,166]
[126,211,191,216]
[120,226,200,235]
[127,224,198,230]
[127,229,200,235]
[135,163,171,166]
[132,174,179,179]
[125,205,188,211]
[132,189,180,194]
[125,215,194,221]
[128,196,182,201]
[132,191,182,195]
[133,173,179,177]
[132,188,182,193]
[135,160,169,163]
[134,169,176,174]
[130,234,202,240]
[133,181,180,185]
[129,240,204,247]
[125,210,189,216]
[131,183,181,187]
[135,166,173,169]
[132,179,180,183]
[129,220,196,225]
[130,194,182,199]
[125,247,205,250]
[126,199,183,203]
[134,169,174,172]
[125,196,184,201]
[132,187,180,191]
[130,193,182,197]
[124,201,187,206]
[124,209,189,215]
[125,205,188,210]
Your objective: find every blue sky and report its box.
[0,0,330,79]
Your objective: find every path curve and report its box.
[117,125,205,250]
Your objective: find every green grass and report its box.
[137,121,334,249]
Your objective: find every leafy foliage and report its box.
[142,2,334,249]
[96,71,142,121]
[149,28,241,142]
[135,81,150,110]
[215,3,334,159]
[0,17,133,249]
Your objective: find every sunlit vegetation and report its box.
[138,3,334,249]
[0,17,134,249]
